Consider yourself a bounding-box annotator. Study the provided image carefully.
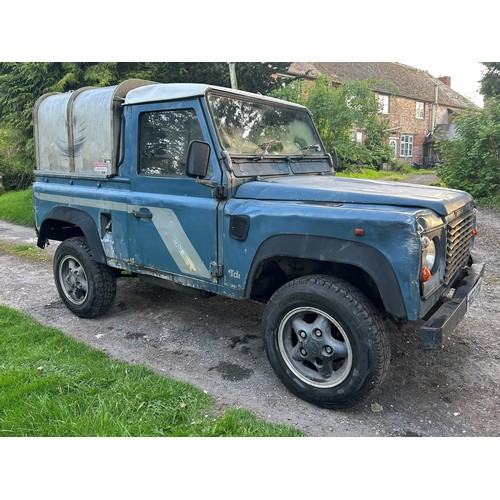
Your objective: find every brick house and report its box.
[280,62,478,168]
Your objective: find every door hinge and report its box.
[210,262,223,278]
[215,185,227,199]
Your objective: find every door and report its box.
[127,100,221,285]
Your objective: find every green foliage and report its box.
[437,97,500,204]
[270,76,392,169]
[480,62,500,99]
[0,62,290,190]
[0,127,34,190]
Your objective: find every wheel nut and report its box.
[314,329,322,338]
[325,346,333,355]
[299,331,307,339]
[300,348,307,356]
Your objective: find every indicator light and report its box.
[422,267,431,282]
[472,228,478,237]
[354,228,365,236]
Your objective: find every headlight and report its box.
[421,236,437,271]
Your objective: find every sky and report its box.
[1,3,492,111]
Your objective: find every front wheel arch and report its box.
[247,234,407,319]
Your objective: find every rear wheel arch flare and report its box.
[37,207,106,264]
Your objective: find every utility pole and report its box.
[228,63,238,90]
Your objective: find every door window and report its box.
[139,109,204,176]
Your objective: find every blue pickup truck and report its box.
[32,79,484,409]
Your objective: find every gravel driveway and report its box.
[0,207,498,437]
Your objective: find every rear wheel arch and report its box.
[37,207,106,264]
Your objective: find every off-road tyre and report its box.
[263,274,391,409]
[53,237,116,318]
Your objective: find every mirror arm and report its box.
[196,178,227,199]
[196,178,217,189]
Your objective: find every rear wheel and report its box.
[54,237,116,318]
[263,275,390,409]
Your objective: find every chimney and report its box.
[438,76,451,87]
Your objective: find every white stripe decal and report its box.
[34,192,211,278]
[34,192,128,212]
[147,208,211,278]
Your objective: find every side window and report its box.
[400,134,414,157]
[139,108,204,176]
[377,94,389,114]
[416,101,425,119]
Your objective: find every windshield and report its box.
[207,93,325,157]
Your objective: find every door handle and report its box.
[132,209,153,220]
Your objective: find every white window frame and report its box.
[377,94,389,114]
[350,131,363,144]
[389,139,398,159]
[400,135,413,157]
[416,101,425,119]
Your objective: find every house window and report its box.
[377,94,389,114]
[416,102,425,119]
[400,135,413,157]
[350,131,363,144]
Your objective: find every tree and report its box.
[437,97,500,205]
[270,75,392,169]
[0,62,290,189]
[480,62,500,99]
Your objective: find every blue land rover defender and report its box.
[32,80,484,408]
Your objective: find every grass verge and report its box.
[0,242,51,261]
[336,167,440,183]
[0,188,34,227]
[0,305,303,437]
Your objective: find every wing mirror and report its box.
[186,140,211,178]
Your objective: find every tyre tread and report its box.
[54,237,116,318]
[263,274,391,409]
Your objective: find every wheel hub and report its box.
[278,306,352,388]
[59,256,88,304]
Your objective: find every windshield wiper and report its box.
[254,140,282,160]
[301,144,321,157]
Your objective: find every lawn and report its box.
[0,305,303,437]
[0,188,34,227]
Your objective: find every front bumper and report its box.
[420,262,485,349]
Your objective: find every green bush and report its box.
[438,98,500,204]
[0,128,34,191]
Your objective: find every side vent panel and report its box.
[230,215,250,241]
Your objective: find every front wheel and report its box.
[53,237,116,318]
[263,275,390,409]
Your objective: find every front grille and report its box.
[444,211,475,284]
